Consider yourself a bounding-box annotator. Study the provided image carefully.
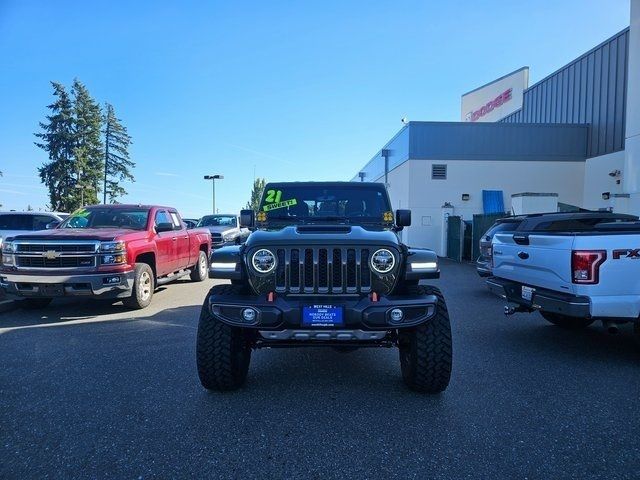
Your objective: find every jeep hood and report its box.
[245,225,400,248]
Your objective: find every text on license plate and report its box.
[521,286,535,301]
[302,305,344,327]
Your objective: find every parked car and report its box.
[197,181,451,393]
[476,216,525,277]
[0,204,212,309]
[0,211,65,247]
[486,212,640,338]
[183,218,199,229]
[196,214,249,248]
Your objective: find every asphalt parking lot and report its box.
[1,259,639,479]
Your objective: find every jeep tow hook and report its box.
[370,292,379,302]
[267,292,275,302]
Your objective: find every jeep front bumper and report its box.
[208,292,438,331]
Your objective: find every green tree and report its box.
[102,103,134,203]
[246,177,266,212]
[35,82,77,211]
[71,79,103,206]
[35,80,106,210]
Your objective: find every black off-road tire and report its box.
[197,284,252,391]
[190,250,209,282]
[19,298,53,310]
[122,263,154,310]
[540,311,594,329]
[399,285,452,393]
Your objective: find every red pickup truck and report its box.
[0,204,212,309]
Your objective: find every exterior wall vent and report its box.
[432,164,447,180]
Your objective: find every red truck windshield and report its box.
[60,207,150,230]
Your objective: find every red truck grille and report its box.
[13,241,99,270]
[16,256,96,268]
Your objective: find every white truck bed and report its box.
[487,214,640,320]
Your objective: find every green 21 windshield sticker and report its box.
[264,189,283,203]
[263,199,298,211]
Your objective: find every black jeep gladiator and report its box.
[196,182,452,393]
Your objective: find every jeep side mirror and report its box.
[396,209,411,227]
[240,209,255,228]
[46,221,60,230]
[155,222,174,233]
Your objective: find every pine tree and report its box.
[246,177,266,212]
[102,103,134,203]
[72,79,103,206]
[35,82,76,211]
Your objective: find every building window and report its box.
[432,164,447,180]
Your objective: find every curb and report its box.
[0,299,17,314]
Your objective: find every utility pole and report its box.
[103,107,110,204]
[382,149,390,187]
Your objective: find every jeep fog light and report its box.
[242,308,257,322]
[390,308,404,323]
[371,248,395,273]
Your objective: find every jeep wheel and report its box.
[190,250,208,282]
[19,298,53,310]
[197,284,252,391]
[122,263,154,309]
[540,311,594,329]
[398,285,452,393]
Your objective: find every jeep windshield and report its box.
[59,207,149,230]
[259,183,392,224]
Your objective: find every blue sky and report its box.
[0,0,631,217]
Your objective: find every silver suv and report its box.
[0,211,66,247]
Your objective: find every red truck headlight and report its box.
[100,241,127,265]
[572,250,606,284]
[100,241,125,253]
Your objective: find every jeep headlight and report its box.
[251,249,276,274]
[371,248,395,274]
[100,241,125,253]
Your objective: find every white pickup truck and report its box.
[486,212,640,338]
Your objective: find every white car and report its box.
[0,211,66,247]
[486,212,640,338]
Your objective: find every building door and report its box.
[446,216,463,262]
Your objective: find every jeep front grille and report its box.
[274,247,371,294]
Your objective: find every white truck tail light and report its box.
[572,250,606,284]
[488,245,494,268]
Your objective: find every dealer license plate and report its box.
[521,286,535,302]
[302,305,344,327]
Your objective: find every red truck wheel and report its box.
[123,263,154,309]
[190,251,208,282]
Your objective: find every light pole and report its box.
[203,174,224,213]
